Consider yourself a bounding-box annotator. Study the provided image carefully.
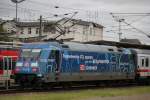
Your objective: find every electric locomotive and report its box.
[13,42,136,86]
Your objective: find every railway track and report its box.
[0,82,142,95]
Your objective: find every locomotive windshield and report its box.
[22,49,31,58]
[31,49,41,58]
[20,49,41,60]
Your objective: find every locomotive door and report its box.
[47,50,61,81]
[54,50,61,81]
[3,56,13,78]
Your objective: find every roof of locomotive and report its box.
[21,42,131,53]
[63,42,119,52]
[22,42,60,49]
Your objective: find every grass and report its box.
[0,86,150,100]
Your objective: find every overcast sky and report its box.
[0,0,150,44]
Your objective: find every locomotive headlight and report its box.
[31,62,38,67]
[16,62,23,67]
[37,74,42,77]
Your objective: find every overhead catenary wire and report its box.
[106,28,135,33]
[111,13,150,15]
[110,13,150,38]
[105,15,150,33]
[24,0,102,23]
[122,20,150,36]
[1,0,150,42]
[0,1,83,22]
[0,0,103,24]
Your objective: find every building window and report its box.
[72,28,76,35]
[28,28,31,34]
[83,26,88,35]
[7,28,10,32]
[93,28,96,36]
[21,28,24,34]
[89,24,94,35]
[142,59,145,67]
[89,27,92,35]
[83,27,86,35]
[36,28,39,34]
[146,58,149,67]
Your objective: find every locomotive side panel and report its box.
[55,50,135,82]
[13,42,136,86]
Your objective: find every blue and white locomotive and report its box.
[13,42,136,86]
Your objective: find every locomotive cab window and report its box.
[21,49,31,58]
[31,49,41,60]
[21,49,41,60]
